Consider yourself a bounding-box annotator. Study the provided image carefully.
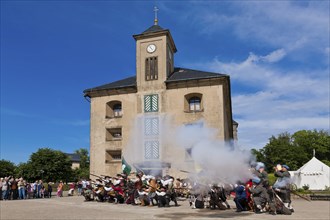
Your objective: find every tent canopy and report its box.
[290,157,330,190]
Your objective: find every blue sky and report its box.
[1,1,329,164]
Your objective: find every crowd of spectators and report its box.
[0,176,55,200]
[0,176,86,200]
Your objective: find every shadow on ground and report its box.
[155,209,254,219]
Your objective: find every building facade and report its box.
[84,21,237,178]
[65,153,81,169]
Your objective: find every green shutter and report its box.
[144,94,158,112]
[144,95,151,112]
[151,94,158,111]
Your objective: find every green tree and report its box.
[251,148,266,163]
[252,130,330,172]
[0,159,16,177]
[25,148,72,182]
[15,162,33,180]
[74,148,89,169]
[292,130,330,162]
[71,148,90,181]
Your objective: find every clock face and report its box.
[147,44,157,53]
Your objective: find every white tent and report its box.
[289,157,330,190]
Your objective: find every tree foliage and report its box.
[251,129,330,172]
[72,148,90,181]
[0,159,16,177]
[24,148,72,182]
[15,162,33,180]
[1,148,91,182]
[74,148,89,169]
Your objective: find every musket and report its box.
[273,187,311,202]
[179,170,190,173]
[90,173,102,178]
[290,190,311,202]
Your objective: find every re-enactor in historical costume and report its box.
[274,164,294,212]
[247,177,269,214]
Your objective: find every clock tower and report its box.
[133,14,177,92]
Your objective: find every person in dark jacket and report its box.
[233,183,248,212]
[47,183,53,198]
[248,177,269,213]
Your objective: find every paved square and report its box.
[1,196,329,220]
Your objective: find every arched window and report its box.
[189,97,201,111]
[106,101,122,118]
[184,93,203,112]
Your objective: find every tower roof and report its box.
[142,24,165,34]
[133,25,177,52]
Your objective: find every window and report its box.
[113,104,122,117]
[144,141,160,160]
[106,101,122,118]
[189,97,201,111]
[184,93,203,112]
[145,57,158,81]
[144,94,158,112]
[144,117,159,136]
[105,150,122,163]
[106,128,122,141]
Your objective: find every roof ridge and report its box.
[83,75,136,93]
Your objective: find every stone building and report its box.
[84,19,237,177]
[65,153,81,169]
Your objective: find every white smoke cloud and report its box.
[124,115,254,184]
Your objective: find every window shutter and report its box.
[144,94,158,112]
[151,95,158,111]
[144,141,159,159]
[145,117,159,135]
[144,95,151,112]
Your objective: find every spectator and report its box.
[2,177,9,200]
[57,181,64,197]
[10,178,18,200]
[48,182,53,198]
[0,178,3,200]
[77,180,83,196]
[18,178,26,199]
[37,180,43,198]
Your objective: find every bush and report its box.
[302,184,310,190]
[296,188,305,193]
[268,173,276,185]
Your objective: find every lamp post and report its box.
[40,170,44,181]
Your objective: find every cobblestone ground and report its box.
[1,196,329,220]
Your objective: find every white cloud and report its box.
[166,1,330,149]
[189,49,329,149]
[177,1,329,62]
[261,49,286,63]
[236,116,329,149]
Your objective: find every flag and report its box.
[122,157,132,175]
[133,164,144,175]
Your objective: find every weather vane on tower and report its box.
[154,6,159,25]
